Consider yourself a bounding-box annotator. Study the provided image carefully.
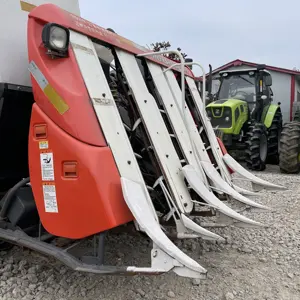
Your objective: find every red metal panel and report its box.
[28,4,194,78]
[290,75,295,121]
[29,104,133,239]
[27,18,106,147]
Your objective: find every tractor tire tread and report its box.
[279,121,300,173]
[245,122,267,171]
[266,109,282,165]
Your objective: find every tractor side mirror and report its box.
[265,74,272,86]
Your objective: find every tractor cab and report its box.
[207,66,273,129]
[206,65,282,171]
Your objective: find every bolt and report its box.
[127,160,131,165]
[166,154,169,158]
[102,93,106,97]
[144,100,147,103]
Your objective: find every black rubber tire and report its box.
[245,122,268,171]
[279,121,300,173]
[266,109,282,164]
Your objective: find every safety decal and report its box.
[93,97,113,105]
[71,43,94,55]
[28,61,70,115]
[40,152,55,181]
[39,141,49,150]
[42,183,58,213]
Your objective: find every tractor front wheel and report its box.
[245,122,268,171]
[267,109,282,164]
[279,121,300,173]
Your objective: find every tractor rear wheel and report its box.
[267,109,282,164]
[245,122,268,171]
[279,121,300,173]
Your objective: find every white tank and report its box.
[0,0,80,87]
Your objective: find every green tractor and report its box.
[205,65,282,171]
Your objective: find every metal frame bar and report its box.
[137,50,187,125]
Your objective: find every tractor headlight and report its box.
[225,117,230,122]
[224,108,231,116]
[42,23,70,56]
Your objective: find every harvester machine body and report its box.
[0,3,287,280]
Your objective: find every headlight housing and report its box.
[42,23,70,57]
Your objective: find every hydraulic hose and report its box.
[0,177,30,219]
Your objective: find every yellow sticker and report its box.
[20,1,36,12]
[44,85,70,115]
[29,61,70,115]
[39,141,49,150]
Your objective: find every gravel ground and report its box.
[0,165,299,300]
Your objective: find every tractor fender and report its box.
[263,104,281,128]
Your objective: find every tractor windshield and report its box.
[218,74,256,102]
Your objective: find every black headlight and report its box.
[42,23,70,57]
[206,108,212,117]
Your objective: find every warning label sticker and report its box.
[39,141,49,150]
[42,184,58,213]
[40,153,55,181]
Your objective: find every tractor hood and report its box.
[206,99,248,134]
[206,98,247,119]
[207,98,247,110]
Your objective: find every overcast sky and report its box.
[79,0,300,75]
